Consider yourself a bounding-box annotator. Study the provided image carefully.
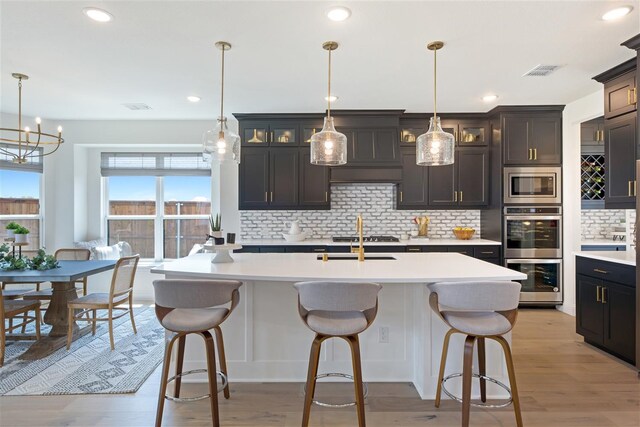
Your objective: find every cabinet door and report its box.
[457,148,489,207]
[373,129,399,162]
[458,120,488,146]
[603,282,636,363]
[270,122,299,146]
[503,115,531,165]
[398,148,427,209]
[581,117,605,147]
[427,156,456,206]
[269,149,299,207]
[604,71,637,119]
[604,113,637,208]
[299,150,329,208]
[239,149,269,209]
[241,121,269,146]
[576,274,604,345]
[530,116,562,164]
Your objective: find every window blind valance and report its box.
[101,152,211,177]
[0,143,44,173]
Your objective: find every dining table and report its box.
[0,259,117,359]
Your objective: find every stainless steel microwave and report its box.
[504,167,562,204]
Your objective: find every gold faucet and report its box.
[351,215,365,262]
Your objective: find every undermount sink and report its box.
[316,255,397,261]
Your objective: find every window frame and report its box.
[0,169,45,249]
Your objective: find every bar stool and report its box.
[428,281,523,427]
[294,281,382,427]
[153,279,242,427]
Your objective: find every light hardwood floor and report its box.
[1,309,638,427]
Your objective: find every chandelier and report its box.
[0,73,63,164]
[203,41,241,164]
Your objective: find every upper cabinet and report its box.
[337,127,400,165]
[503,113,562,165]
[241,120,299,146]
[442,119,489,146]
[604,70,637,120]
[581,117,605,148]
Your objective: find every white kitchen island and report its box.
[151,252,526,399]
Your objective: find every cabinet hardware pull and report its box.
[602,287,607,304]
[265,192,268,202]
[628,89,634,106]
[454,130,458,142]
[634,180,637,197]
[270,191,273,202]
[634,87,637,104]
[481,251,494,254]
[459,191,463,202]
[629,181,632,197]
[595,130,599,141]
[454,191,458,202]
[408,248,421,252]
[533,148,537,160]
[596,285,601,302]
[593,268,608,274]
[528,148,532,160]
[400,191,403,202]
[325,191,328,202]
[313,248,325,252]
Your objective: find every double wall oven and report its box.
[503,204,563,305]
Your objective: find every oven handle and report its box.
[505,259,563,265]
[504,216,562,221]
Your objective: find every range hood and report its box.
[330,166,402,183]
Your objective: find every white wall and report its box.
[561,89,604,316]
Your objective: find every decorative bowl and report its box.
[453,227,475,240]
[282,232,306,242]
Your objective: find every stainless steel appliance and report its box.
[332,235,399,243]
[504,166,562,204]
[505,259,562,304]
[504,206,562,258]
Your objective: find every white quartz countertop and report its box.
[580,239,627,246]
[237,238,501,247]
[151,252,525,283]
[575,250,636,267]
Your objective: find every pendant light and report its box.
[203,41,241,163]
[310,41,347,166]
[416,41,454,166]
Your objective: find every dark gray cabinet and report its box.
[241,120,299,146]
[575,256,636,364]
[269,149,299,207]
[300,150,330,208]
[604,112,637,208]
[581,117,605,147]
[239,148,299,209]
[604,70,637,119]
[503,114,562,165]
[397,148,427,209]
[239,149,269,209]
[427,148,489,207]
[339,127,400,165]
[441,119,489,146]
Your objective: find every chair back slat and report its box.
[55,248,91,261]
[109,255,140,299]
[153,279,242,309]
[294,281,382,312]
[427,281,521,312]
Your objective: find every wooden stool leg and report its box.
[347,335,366,427]
[66,307,74,350]
[214,326,231,399]
[155,334,179,427]
[461,335,476,427]
[477,336,487,403]
[108,307,115,351]
[129,294,137,334]
[435,329,455,408]
[21,313,28,334]
[173,335,186,398]
[202,331,220,427]
[302,334,324,427]
[493,335,523,427]
[34,306,41,340]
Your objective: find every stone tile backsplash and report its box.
[240,184,481,239]
[580,209,627,240]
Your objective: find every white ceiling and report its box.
[1,0,639,120]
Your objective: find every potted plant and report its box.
[5,222,20,239]
[209,214,223,239]
[13,226,30,244]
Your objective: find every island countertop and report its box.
[237,238,501,247]
[151,252,525,283]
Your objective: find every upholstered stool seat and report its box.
[428,281,523,427]
[441,311,513,336]
[294,281,382,427]
[306,310,367,336]
[153,279,242,427]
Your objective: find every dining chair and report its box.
[428,281,523,427]
[66,254,140,351]
[0,287,41,367]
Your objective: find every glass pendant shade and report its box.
[203,117,240,163]
[310,116,347,165]
[416,116,455,166]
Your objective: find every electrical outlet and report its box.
[379,326,389,343]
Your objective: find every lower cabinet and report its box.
[576,257,636,364]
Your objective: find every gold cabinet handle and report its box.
[454,191,458,202]
[459,191,463,201]
[596,285,601,302]
[634,87,637,104]
[629,181,633,197]
[270,191,273,202]
[313,248,326,252]
[602,287,607,304]
[264,192,268,202]
[593,268,608,274]
[533,148,537,160]
[408,248,421,252]
[325,191,328,202]
[628,88,636,105]
[454,130,458,142]
[634,180,637,196]
[270,131,274,143]
[400,191,403,203]
[528,148,532,160]
[480,251,494,254]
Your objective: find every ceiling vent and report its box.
[122,103,152,110]
[522,64,560,77]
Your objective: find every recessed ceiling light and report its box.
[187,96,201,103]
[325,95,338,102]
[83,7,113,23]
[602,6,633,21]
[482,94,498,102]
[327,6,351,22]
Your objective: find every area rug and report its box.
[0,306,165,395]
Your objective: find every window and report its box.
[0,145,43,248]
[102,152,211,260]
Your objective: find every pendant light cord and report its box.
[220,46,225,121]
[433,47,437,121]
[327,47,332,119]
